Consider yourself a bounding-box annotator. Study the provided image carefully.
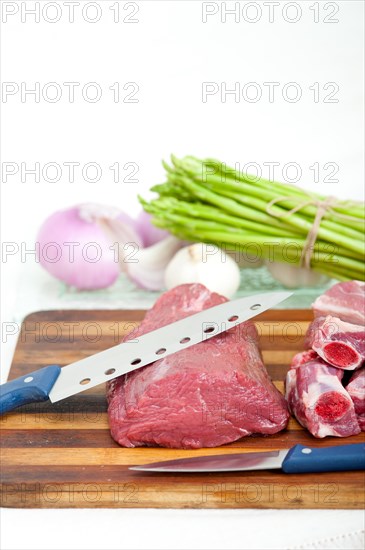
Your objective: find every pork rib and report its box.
[305,316,365,370]
[285,352,360,438]
[312,280,365,325]
[107,283,289,449]
[346,368,365,431]
[291,349,318,368]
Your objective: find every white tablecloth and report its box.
[1,509,364,550]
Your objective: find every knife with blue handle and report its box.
[129,443,365,473]
[0,365,61,416]
[0,290,292,415]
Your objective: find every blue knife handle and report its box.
[282,443,365,473]
[0,365,61,415]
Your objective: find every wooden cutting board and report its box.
[1,309,364,509]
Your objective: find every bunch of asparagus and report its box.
[140,156,365,281]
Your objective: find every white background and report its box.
[1,1,364,549]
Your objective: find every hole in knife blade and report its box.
[155,348,166,355]
[130,358,141,365]
[250,303,261,310]
[228,315,239,322]
[203,326,215,334]
[180,337,191,344]
[105,368,116,376]
[80,378,91,385]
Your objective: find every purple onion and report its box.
[135,210,169,248]
[37,204,142,290]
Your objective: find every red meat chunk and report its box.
[305,316,365,370]
[346,368,365,430]
[107,283,289,449]
[285,352,360,438]
[312,280,365,325]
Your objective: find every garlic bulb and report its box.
[164,243,241,298]
[265,260,329,289]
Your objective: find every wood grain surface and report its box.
[1,309,364,509]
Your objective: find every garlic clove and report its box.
[265,260,330,289]
[126,236,183,291]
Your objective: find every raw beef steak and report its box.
[305,316,365,370]
[285,352,360,438]
[346,368,365,431]
[312,280,365,325]
[107,283,289,449]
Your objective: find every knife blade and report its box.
[0,290,291,415]
[129,443,365,474]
